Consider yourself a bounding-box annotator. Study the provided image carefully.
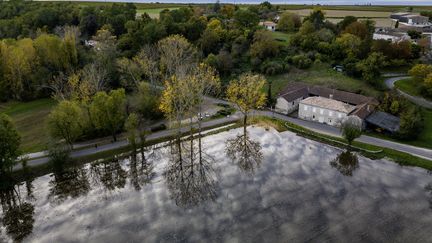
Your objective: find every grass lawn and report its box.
[265,63,381,98]
[137,7,179,18]
[395,78,431,102]
[0,99,57,153]
[271,31,293,46]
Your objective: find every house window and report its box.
[313,115,315,119]
[312,107,316,113]
[320,109,324,115]
[304,105,308,111]
[329,111,333,116]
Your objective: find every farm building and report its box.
[259,21,276,31]
[365,111,400,134]
[391,12,430,27]
[275,83,378,128]
[373,28,411,43]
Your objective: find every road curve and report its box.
[384,76,432,109]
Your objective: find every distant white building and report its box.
[373,30,411,43]
[259,21,276,31]
[391,12,431,27]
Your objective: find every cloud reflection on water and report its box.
[0,127,431,242]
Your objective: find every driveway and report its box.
[384,76,432,109]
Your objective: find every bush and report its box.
[292,54,312,69]
[48,141,71,165]
[260,60,285,75]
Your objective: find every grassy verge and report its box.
[0,98,57,153]
[12,120,241,179]
[395,78,432,102]
[265,63,381,98]
[252,116,432,171]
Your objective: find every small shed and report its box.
[365,111,400,134]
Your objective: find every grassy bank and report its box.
[395,78,432,101]
[0,99,57,153]
[265,63,381,98]
[252,116,432,171]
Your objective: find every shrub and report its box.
[260,60,285,75]
[292,54,312,69]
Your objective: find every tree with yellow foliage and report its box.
[227,73,266,134]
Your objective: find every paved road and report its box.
[384,76,432,109]
[18,96,432,171]
[259,110,432,161]
[14,114,241,171]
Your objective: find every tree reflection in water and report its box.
[330,151,359,177]
[90,157,127,191]
[0,178,35,242]
[129,148,156,191]
[48,165,90,203]
[226,131,263,173]
[425,183,432,210]
[165,136,219,208]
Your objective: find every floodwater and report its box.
[1,126,432,242]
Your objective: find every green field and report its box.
[0,99,56,153]
[395,78,432,102]
[137,7,179,19]
[265,63,381,98]
[271,31,293,46]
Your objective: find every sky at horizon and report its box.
[66,0,432,6]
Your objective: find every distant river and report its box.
[65,0,432,6]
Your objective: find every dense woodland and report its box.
[0,0,430,172]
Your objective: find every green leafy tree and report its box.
[47,100,83,148]
[341,116,362,146]
[233,9,259,29]
[227,73,267,133]
[90,88,127,141]
[277,12,301,32]
[356,52,386,84]
[335,33,362,58]
[304,7,325,30]
[250,30,279,60]
[424,73,432,96]
[398,106,423,140]
[343,21,370,39]
[408,64,432,81]
[0,113,21,173]
[125,113,139,150]
[337,16,358,32]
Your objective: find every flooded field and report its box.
[1,126,431,242]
